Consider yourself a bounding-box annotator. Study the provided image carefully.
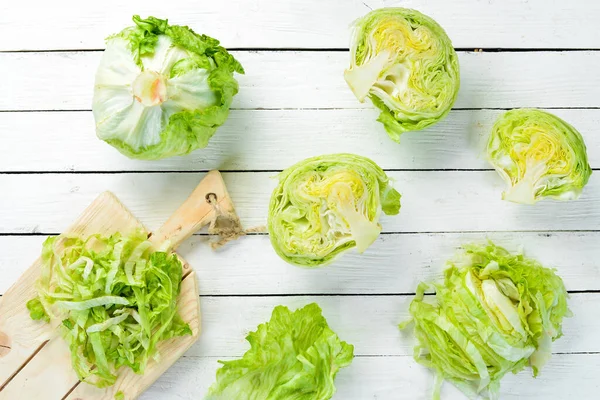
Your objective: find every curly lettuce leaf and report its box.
[28,231,191,388]
[345,8,460,142]
[268,153,401,267]
[93,15,243,160]
[402,242,570,399]
[206,303,354,400]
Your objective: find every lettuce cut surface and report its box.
[268,153,401,267]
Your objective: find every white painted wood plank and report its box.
[141,353,600,399]
[2,233,599,295]
[190,294,600,357]
[1,109,599,172]
[3,51,600,111]
[1,172,599,234]
[1,0,598,51]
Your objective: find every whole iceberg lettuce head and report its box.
[487,108,592,204]
[268,153,401,267]
[344,8,460,142]
[402,242,570,400]
[93,15,244,160]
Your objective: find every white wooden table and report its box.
[1,1,599,398]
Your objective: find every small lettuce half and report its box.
[487,108,592,204]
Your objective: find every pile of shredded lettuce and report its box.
[27,230,191,387]
[401,242,570,400]
[206,303,354,399]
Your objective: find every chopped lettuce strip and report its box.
[93,15,244,160]
[345,8,460,141]
[487,108,592,204]
[402,242,570,399]
[268,153,401,267]
[206,303,354,400]
[28,230,192,387]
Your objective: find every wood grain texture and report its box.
[2,232,600,295]
[1,109,599,172]
[1,172,599,234]
[1,0,598,51]
[3,51,600,111]
[140,353,600,400]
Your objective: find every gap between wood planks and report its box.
[2,47,600,54]
[2,107,600,113]
[1,230,599,237]
[2,168,600,174]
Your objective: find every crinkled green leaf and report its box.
[402,242,570,399]
[345,8,460,141]
[268,153,401,267]
[206,303,354,400]
[93,15,243,160]
[487,108,592,204]
[28,231,192,388]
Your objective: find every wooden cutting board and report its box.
[0,170,239,400]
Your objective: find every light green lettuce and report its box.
[206,303,354,400]
[268,153,401,267]
[401,242,570,400]
[344,8,460,142]
[28,231,191,387]
[487,109,592,204]
[93,15,244,160]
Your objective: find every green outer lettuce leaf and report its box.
[487,108,592,204]
[206,303,354,400]
[401,242,570,400]
[28,231,192,388]
[268,153,401,267]
[344,8,460,142]
[93,15,243,160]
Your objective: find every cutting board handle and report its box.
[149,170,240,251]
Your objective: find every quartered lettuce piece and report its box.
[487,109,592,204]
[268,154,401,267]
[401,242,570,400]
[28,231,191,387]
[93,15,244,160]
[344,8,460,142]
[206,303,354,400]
